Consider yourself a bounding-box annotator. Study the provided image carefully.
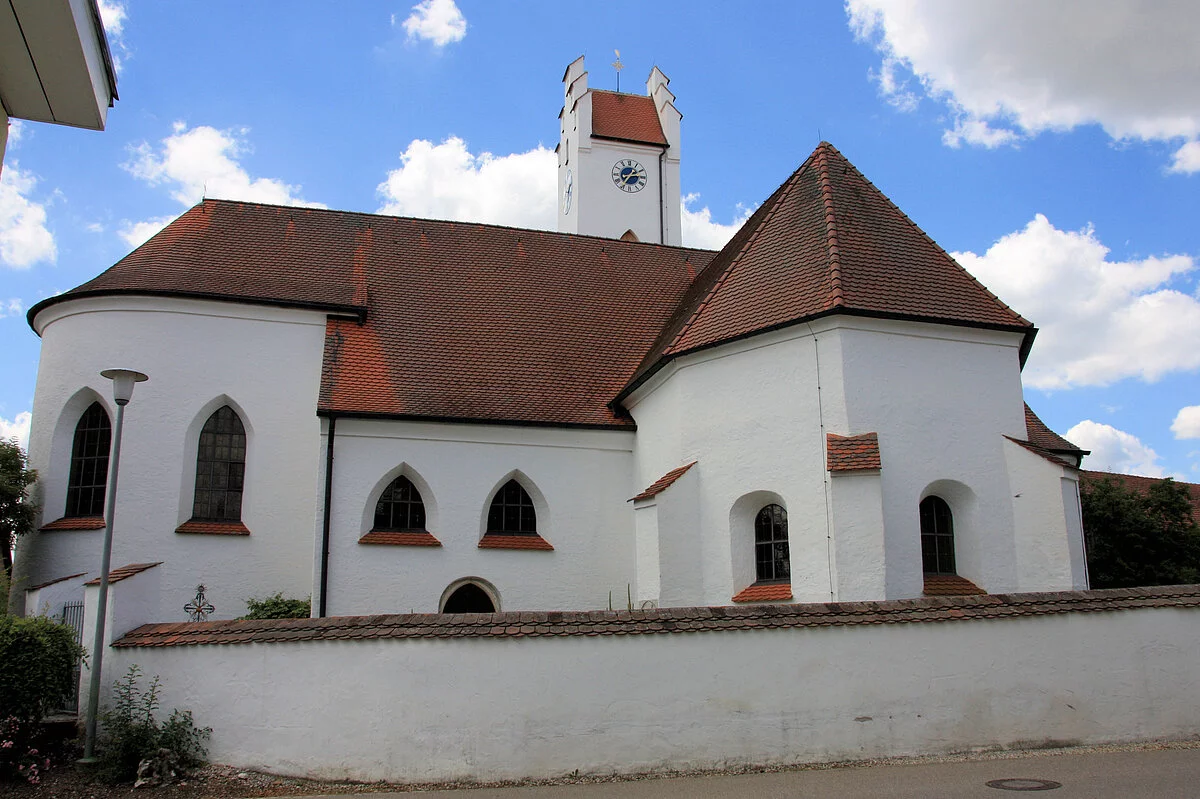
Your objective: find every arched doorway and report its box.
[441,582,496,613]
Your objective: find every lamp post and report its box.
[79,369,148,763]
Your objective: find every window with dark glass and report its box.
[920,495,956,574]
[65,402,111,517]
[191,406,246,522]
[373,475,426,531]
[754,504,790,582]
[486,479,536,535]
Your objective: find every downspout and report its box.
[807,322,836,601]
[318,414,337,617]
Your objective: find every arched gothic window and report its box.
[65,402,111,517]
[191,406,247,521]
[486,479,536,535]
[754,504,790,582]
[374,475,427,531]
[920,496,956,574]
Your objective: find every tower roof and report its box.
[621,142,1035,397]
[590,90,668,146]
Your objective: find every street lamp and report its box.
[80,369,148,763]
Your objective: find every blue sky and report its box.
[2,0,1198,479]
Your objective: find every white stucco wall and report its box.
[13,296,328,621]
[23,572,89,619]
[105,604,1200,783]
[626,324,840,606]
[319,418,638,614]
[829,471,887,600]
[1004,440,1089,591]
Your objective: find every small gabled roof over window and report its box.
[84,562,161,586]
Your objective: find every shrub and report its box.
[0,614,82,723]
[241,592,311,620]
[0,716,52,784]
[97,666,210,784]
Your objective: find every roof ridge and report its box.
[663,151,820,355]
[815,142,846,309]
[819,143,1030,327]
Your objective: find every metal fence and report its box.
[57,601,85,713]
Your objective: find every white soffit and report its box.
[0,0,115,130]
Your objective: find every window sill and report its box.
[478,533,554,551]
[731,582,793,603]
[40,516,106,531]
[175,520,251,536]
[922,573,986,596]
[359,530,442,547]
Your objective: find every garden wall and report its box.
[100,586,1200,784]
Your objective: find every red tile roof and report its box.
[923,574,987,596]
[112,585,1200,647]
[731,583,793,602]
[1024,404,1086,455]
[630,461,697,501]
[826,433,881,472]
[622,142,1034,398]
[590,91,668,146]
[40,516,106,531]
[175,520,250,536]
[359,530,442,546]
[84,562,161,586]
[1081,471,1200,520]
[478,533,554,551]
[27,572,88,592]
[30,142,1042,431]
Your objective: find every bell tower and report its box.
[558,56,682,245]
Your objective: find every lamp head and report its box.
[100,369,149,406]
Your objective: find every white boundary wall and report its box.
[106,604,1200,784]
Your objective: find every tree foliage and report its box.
[240,592,311,620]
[0,439,37,578]
[1081,475,1200,588]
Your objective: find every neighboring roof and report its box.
[33,200,715,429]
[1080,471,1200,520]
[112,584,1200,647]
[590,90,668,146]
[1024,404,1086,455]
[84,562,161,586]
[826,433,881,472]
[622,142,1034,399]
[630,461,697,502]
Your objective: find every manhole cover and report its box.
[986,778,1063,791]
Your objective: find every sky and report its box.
[1,0,1198,480]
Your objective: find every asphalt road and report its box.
[287,744,1200,798]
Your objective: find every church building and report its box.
[14,58,1089,623]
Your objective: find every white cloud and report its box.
[6,119,25,146]
[952,215,1200,389]
[119,215,178,248]
[1169,140,1200,174]
[377,137,557,229]
[847,1,1200,169]
[0,164,56,269]
[680,194,752,250]
[1067,420,1166,477]
[397,0,467,47]
[0,412,32,453]
[1,298,24,318]
[121,123,323,246]
[1172,406,1200,439]
[97,0,129,72]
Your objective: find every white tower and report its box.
[558,56,682,245]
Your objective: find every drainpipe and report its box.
[318,414,337,617]
[658,148,667,244]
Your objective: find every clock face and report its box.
[612,159,648,193]
[563,168,574,214]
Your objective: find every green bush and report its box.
[240,592,311,620]
[98,665,211,784]
[0,614,82,723]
